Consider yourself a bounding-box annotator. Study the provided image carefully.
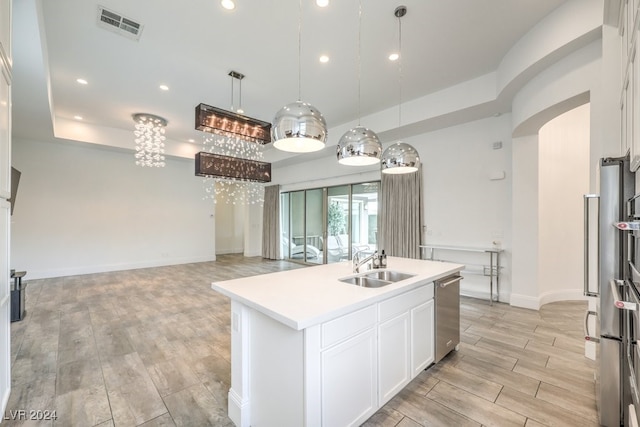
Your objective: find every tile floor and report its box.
[3,255,596,426]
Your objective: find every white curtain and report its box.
[262,185,280,259]
[379,168,423,259]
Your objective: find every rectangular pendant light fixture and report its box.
[195,103,272,144]
[195,152,272,183]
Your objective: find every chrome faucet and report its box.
[353,249,378,273]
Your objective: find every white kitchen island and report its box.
[212,256,463,427]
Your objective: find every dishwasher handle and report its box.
[437,276,463,288]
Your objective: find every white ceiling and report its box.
[12,0,568,164]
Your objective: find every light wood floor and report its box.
[4,255,596,426]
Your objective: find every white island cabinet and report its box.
[212,257,463,427]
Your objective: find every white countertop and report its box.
[212,257,464,330]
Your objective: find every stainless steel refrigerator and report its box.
[584,155,634,427]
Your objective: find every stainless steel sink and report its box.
[339,270,415,288]
[364,270,415,282]
[339,276,393,288]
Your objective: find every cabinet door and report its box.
[411,299,434,376]
[378,312,410,406]
[321,328,377,427]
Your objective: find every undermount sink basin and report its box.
[339,270,416,288]
[339,276,393,288]
[364,270,415,282]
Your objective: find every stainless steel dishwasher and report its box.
[434,274,462,363]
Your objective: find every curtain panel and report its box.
[262,184,280,259]
[379,169,423,259]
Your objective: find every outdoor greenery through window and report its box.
[280,182,380,264]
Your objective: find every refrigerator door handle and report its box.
[584,310,600,343]
[610,279,638,311]
[584,194,600,297]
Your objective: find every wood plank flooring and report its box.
[4,255,596,426]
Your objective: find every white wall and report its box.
[11,137,216,279]
[511,135,540,308]
[413,115,513,302]
[538,103,591,304]
[214,189,245,255]
[509,40,604,310]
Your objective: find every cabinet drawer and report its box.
[321,305,377,349]
[379,284,433,323]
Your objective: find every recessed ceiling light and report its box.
[316,0,329,7]
[188,139,195,143]
[159,84,169,91]
[76,78,88,85]
[388,53,399,61]
[74,115,83,121]
[319,55,329,63]
[221,0,235,10]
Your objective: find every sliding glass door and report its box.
[281,182,379,264]
[305,189,323,264]
[327,186,349,263]
[352,182,379,253]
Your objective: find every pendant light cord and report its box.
[357,0,362,126]
[398,12,403,128]
[239,77,242,112]
[298,0,302,101]
[230,74,235,111]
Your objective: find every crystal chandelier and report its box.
[200,133,266,205]
[132,113,167,167]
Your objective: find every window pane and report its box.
[352,182,379,252]
[288,191,305,261]
[280,192,290,258]
[327,185,349,263]
[305,189,323,264]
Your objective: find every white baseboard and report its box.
[228,388,250,427]
[216,249,244,255]
[510,293,541,310]
[460,289,510,304]
[510,289,587,310]
[23,255,217,280]
[539,289,587,306]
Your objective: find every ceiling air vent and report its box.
[97,6,144,40]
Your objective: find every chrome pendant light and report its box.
[337,127,382,165]
[381,5,420,175]
[272,101,327,152]
[337,0,382,166]
[380,142,419,173]
[272,0,327,153]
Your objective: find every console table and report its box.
[419,245,502,305]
